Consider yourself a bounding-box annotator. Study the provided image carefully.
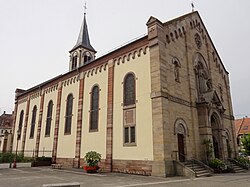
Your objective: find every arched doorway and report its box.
[174,119,188,162]
[211,114,222,159]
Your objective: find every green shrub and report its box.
[236,157,250,167]
[0,152,14,163]
[84,151,101,166]
[209,158,225,169]
[0,152,33,163]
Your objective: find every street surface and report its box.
[0,167,249,187]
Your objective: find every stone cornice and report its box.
[150,91,193,107]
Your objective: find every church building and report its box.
[12,10,237,176]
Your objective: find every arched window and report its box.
[18,110,24,140]
[65,94,73,134]
[30,105,37,138]
[90,85,99,131]
[124,73,135,106]
[71,56,78,70]
[45,100,53,136]
[83,52,93,65]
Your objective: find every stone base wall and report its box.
[112,159,152,176]
[56,158,153,176]
[56,158,107,170]
[56,158,74,168]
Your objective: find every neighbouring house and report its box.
[0,111,13,152]
[235,117,250,152]
[12,10,237,177]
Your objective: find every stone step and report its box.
[194,167,209,172]
[185,165,203,169]
[186,166,206,171]
[233,169,246,173]
[196,172,211,177]
[184,161,212,178]
[229,163,247,173]
[195,169,210,174]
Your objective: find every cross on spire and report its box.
[191,2,195,12]
[84,2,87,15]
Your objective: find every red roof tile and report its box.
[234,117,250,136]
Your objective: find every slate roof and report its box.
[70,13,96,53]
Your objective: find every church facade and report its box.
[12,11,237,176]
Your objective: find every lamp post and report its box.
[13,129,21,168]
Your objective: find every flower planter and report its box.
[84,165,100,173]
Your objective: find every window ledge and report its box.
[89,129,98,133]
[123,143,137,147]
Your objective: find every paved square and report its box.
[0,167,249,187]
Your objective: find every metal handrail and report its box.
[177,152,213,174]
[178,152,195,172]
[227,158,249,170]
[173,160,196,177]
[192,158,214,173]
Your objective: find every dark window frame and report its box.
[72,55,78,70]
[45,100,53,137]
[29,105,37,139]
[89,85,100,132]
[123,73,136,106]
[123,108,136,146]
[65,94,74,134]
[17,110,24,140]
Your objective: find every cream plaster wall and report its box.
[57,80,79,158]
[13,101,27,153]
[81,69,108,159]
[39,90,57,157]
[113,48,154,160]
[24,97,40,157]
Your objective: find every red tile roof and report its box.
[235,117,250,136]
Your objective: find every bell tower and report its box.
[69,4,96,71]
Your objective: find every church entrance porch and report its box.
[211,113,224,159]
[174,118,188,162]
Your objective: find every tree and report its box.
[241,134,250,155]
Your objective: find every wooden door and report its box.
[178,134,185,162]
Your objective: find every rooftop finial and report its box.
[84,2,87,15]
[191,2,195,12]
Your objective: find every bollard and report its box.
[13,159,16,168]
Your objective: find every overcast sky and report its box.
[0,0,249,118]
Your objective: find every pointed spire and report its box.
[70,4,96,52]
